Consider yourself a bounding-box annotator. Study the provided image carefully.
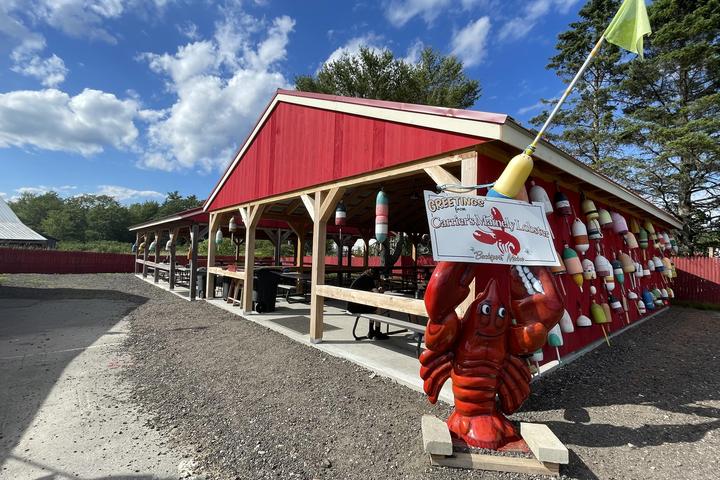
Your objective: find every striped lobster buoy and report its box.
[375,189,389,243]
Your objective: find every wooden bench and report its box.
[349,311,426,357]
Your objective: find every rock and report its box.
[421,415,452,456]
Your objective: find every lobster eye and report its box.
[497,307,506,318]
[480,303,491,315]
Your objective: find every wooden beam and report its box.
[424,165,460,188]
[315,285,427,317]
[429,453,559,476]
[189,223,199,301]
[319,187,346,223]
[238,206,248,226]
[301,194,315,222]
[242,203,266,312]
[134,232,140,275]
[142,233,148,278]
[206,213,222,299]
[153,230,161,283]
[310,191,328,342]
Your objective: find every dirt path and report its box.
[3,274,718,480]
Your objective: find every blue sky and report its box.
[0,0,583,204]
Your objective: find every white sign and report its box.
[424,191,560,266]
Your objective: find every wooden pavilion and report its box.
[201,89,682,345]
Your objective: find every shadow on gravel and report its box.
[522,308,720,449]
[0,286,148,469]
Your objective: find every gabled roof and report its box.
[203,89,682,229]
[0,197,46,242]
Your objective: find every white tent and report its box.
[0,196,47,247]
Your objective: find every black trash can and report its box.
[253,269,281,313]
[196,268,207,299]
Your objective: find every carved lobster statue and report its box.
[420,263,563,449]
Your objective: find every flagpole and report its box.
[527,35,606,152]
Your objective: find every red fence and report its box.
[0,248,135,274]
[672,256,720,305]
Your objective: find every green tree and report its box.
[296,46,480,108]
[85,196,131,242]
[128,200,161,226]
[41,206,85,240]
[156,191,202,218]
[9,191,64,233]
[619,0,720,253]
[531,0,625,175]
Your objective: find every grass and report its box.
[57,240,134,254]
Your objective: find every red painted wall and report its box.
[463,160,673,365]
[207,102,484,211]
[0,249,134,274]
[672,257,720,305]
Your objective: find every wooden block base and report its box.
[430,452,560,477]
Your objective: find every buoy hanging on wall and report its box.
[611,211,629,235]
[215,229,223,246]
[581,192,598,220]
[598,209,613,229]
[375,189,389,243]
[529,181,553,214]
[228,217,237,233]
[563,244,583,292]
[572,219,589,255]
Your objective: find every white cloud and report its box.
[499,0,579,42]
[139,12,296,172]
[384,0,452,27]
[31,0,123,43]
[404,39,425,64]
[0,88,140,155]
[11,51,68,87]
[451,17,491,67]
[384,0,486,27]
[517,101,545,115]
[324,33,385,66]
[96,185,165,201]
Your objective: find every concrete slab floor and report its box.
[0,295,190,480]
[134,274,192,302]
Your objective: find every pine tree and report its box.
[296,47,480,109]
[531,0,625,176]
[619,0,720,253]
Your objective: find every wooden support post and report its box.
[242,204,266,313]
[275,229,282,266]
[142,233,148,278]
[189,223,199,301]
[310,187,345,343]
[206,213,221,299]
[362,236,370,267]
[153,231,160,283]
[134,232,140,274]
[169,227,179,290]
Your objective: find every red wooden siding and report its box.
[0,249,134,274]
[207,103,485,211]
[672,257,720,304]
[464,160,673,364]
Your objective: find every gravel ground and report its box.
[2,274,718,480]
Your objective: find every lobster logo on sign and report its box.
[473,207,520,255]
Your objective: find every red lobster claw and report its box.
[508,266,564,355]
[473,229,497,245]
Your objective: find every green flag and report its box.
[604,0,652,58]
